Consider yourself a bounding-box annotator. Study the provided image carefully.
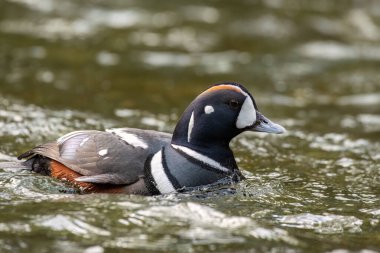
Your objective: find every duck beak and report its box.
[249,111,286,134]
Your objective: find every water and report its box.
[0,0,379,252]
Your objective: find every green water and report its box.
[0,0,379,252]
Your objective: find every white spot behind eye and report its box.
[187,111,195,142]
[98,149,108,156]
[204,105,215,114]
[236,97,256,129]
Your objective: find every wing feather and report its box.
[19,128,171,185]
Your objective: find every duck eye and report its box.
[228,99,240,109]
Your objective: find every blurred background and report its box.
[0,0,379,252]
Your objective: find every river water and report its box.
[0,0,379,252]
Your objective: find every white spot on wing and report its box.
[171,144,230,173]
[106,129,148,149]
[204,105,214,114]
[98,149,108,156]
[236,96,256,129]
[80,137,89,146]
[150,150,176,194]
[187,111,194,143]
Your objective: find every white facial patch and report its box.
[236,96,256,129]
[150,150,176,194]
[106,128,148,149]
[187,111,194,143]
[204,105,214,114]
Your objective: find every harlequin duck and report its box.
[16,82,285,195]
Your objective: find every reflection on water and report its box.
[1,0,380,252]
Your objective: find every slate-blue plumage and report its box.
[17,82,286,195]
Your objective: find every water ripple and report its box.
[277,213,363,234]
[116,202,299,248]
[36,214,111,237]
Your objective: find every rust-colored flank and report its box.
[50,160,126,193]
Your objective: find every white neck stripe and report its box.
[150,150,176,194]
[171,144,230,173]
[187,111,194,143]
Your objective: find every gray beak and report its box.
[249,112,286,134]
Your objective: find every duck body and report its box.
[19,128,172,194]
[17,82,285,195]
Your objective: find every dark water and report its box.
[1,0,380,252]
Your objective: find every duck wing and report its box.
[18,128,171,185]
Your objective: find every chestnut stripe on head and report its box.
[200,84,244,96]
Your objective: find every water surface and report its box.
[0,0,379,252]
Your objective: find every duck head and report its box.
[172,82,285,148]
